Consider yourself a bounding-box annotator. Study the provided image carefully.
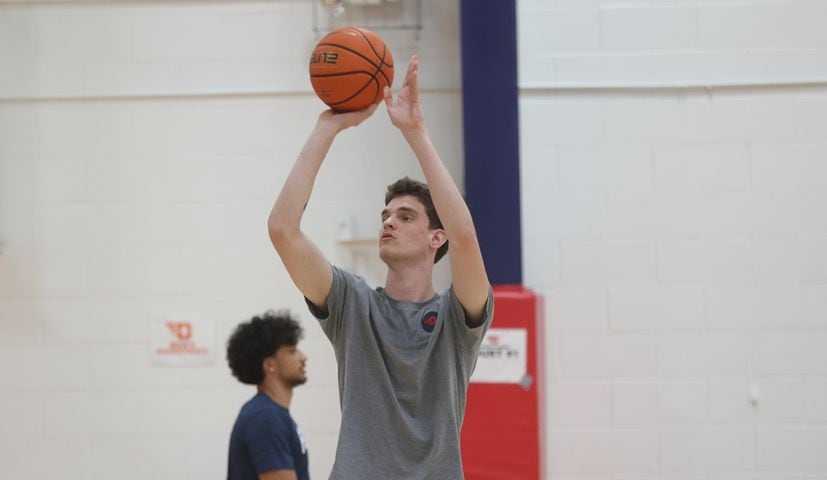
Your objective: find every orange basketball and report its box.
[309,27,394,112]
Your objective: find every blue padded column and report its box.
[460,0,522,285]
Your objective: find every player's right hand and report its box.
[318,103,379,133]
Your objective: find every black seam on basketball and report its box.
[351,28,394,69]
[311,60,382,106]
[310,70,375,78]
[328,76,379,108]
[315,42,392,87]
[350,28,393,87]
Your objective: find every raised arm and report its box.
[268,106,378,308]
[384,55,490,322]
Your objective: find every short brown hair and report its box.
[385,177,448,263]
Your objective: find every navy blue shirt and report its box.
[228,392,309,480]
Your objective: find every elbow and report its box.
[267,214,293,246]
[449,225,479,249]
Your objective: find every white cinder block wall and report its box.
[0,1,461,478]
[519,0,827,478]
[5,0,827,478]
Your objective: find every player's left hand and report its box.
[384,55,425,133]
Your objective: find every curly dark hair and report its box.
[226,310,304,385]
[385,176,448,263]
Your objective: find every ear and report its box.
[262,356,276,375]
[430,229,448,250]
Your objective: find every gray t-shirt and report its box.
[307,266,493,479]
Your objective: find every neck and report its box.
[258,379,292,409]
[383,262,436,302]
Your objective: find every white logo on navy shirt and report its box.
[296,424,307,455]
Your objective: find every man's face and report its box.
[273,344,307,387]
[379,195,439,265]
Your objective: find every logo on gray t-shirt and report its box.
[420,311,438,332]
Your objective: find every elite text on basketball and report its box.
[310,51,339,65]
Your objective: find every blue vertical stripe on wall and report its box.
[460,0,522,285]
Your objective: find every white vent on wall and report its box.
[313,0,421,36]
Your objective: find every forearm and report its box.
[269,122,339,234]
[403,128,477,243]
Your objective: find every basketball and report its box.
[309,27,394,112]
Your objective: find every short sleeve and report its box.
[446,285,494,350]
[244,413,296,475]
[305,265,365,346]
